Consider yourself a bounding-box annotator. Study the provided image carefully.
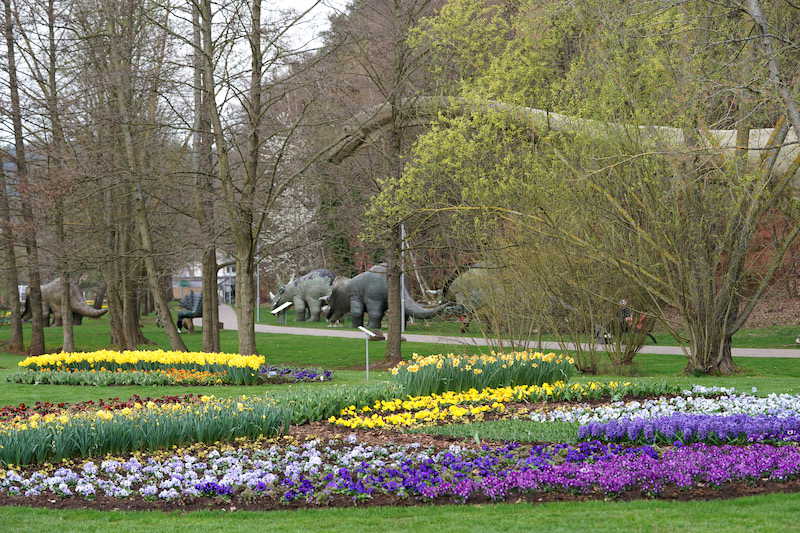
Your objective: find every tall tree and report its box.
[3,0,45,355]
[0,151,23,351]
[191,2,220,352]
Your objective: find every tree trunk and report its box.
[0,156,23,351]
[236,254,257,355]
[193,4,220,353]
[385,226,403,365]
[4,0,44,355]
[685,308,737,375]
[203,249,220,351]
[56,204,74,352]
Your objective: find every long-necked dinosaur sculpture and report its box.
[327,96,800,178]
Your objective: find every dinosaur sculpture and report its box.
[327,96,799,176]
[270,269,336,322]
[22,278,108,326]
[324,264,447,330]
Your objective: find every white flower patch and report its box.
[530,388,800,425]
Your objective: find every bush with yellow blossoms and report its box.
[390,351,576,395]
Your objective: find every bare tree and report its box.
[0,151,23,351]
[3,0,45,355]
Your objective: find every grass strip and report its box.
[409,420,579,443]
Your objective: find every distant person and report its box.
[600,299,657,344]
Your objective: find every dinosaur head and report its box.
[270,284,287,309]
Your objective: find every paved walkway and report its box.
[208,305,800,359]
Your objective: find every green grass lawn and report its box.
[0,493,797,533]
[412,420,580,443]
[0,316,799,530]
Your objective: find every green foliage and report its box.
[411,420,579,443]
[273,382,404,425]
[6,370,185,386]
[409,0,514,91]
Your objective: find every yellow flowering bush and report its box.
[328,381,639,429]
[390,351,576,395]
[17,350,265,385]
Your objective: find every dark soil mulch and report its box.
[1,478,798,512]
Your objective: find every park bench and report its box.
[177,292,203,333]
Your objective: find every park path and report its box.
[209,304,800,359]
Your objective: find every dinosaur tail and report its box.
[71,300,108,318]
[402,288,446,319]
[69,284,107,318]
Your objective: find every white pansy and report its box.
[530,391,800,425]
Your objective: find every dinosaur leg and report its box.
[307,299,322,322]
[366,299,385,330]
[350,297,364,328]
[293,296,307,321]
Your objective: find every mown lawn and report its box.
[0,493,797,533]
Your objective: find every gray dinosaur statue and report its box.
[324,264,446,330]
[270,268,336,322]
[443,264,504,332]
[446,264,493,315]
[22,278,108,326]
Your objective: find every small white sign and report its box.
[358,326,377,337]
[271,301,293,315]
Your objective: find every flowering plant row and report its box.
[1,437,798,504]
[17,350,266,385]
[0,395,290,466]
[329,381,683,429]
[0,384,403,466]
[0,395,199,424]
[579,414,800,445]
[7,365,335,387]
[7,369,227,386]
[258,366,334,384]
[530,390,800,425]
[391,351,576,395]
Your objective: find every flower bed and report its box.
[7,369,229,386]
[0,395,290,465]
[1,437,798,505]
[579,414,800,444]
[530,389,800,425]
[258,366,334,384]
[391,352,576,395]
[0,384,404,466]
[329,381,684,429]
[0,394,200,424]
[14,350,266,385]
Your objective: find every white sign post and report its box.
[358,326,377,381]
[271,301,292,326]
